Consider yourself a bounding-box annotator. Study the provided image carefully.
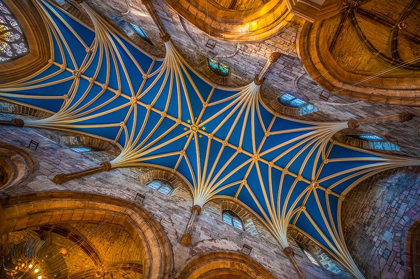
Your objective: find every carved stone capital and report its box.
[180,233,191,246]
[52,173,68,185]
[269,52,281,63]
[100,162,112,171]
[398,112,415,122]
[11,118,24,127]
[254,75,266,85]
[191,205,202,215]
[347,119,359,130]
[160,33,171,42]
[283,246,295,257]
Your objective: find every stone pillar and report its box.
[0,203,6,237]
[0,118,24,127]
[347,112,415,130]
[141,0,170,41]
[52,162,112,184]
[283,247,306,279]
[180,205,201,246]
[285,0,344,22]
[254,52,281,85]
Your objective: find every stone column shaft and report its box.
[52,162,112,184]
[0,203,6,237]
[180,205,201,246]
[254,52,281,85]
[348,112,415,130]
[0,118,24,127]
[283,247,306,279]
[141,0,170,41]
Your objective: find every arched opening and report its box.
[147,179,173,195]
[0,142,36,190]
[222,210,244,230]
[176,251,276,279]
[0,192,173,278]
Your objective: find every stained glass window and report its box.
[279,93,307,107]
[0,0,28,62]
[71,146,92,153]
[147,180,173,195]
[222,210,243,230]
[208,58,230,76]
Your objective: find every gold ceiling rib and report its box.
[0,1,419,278]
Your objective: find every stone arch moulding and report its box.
[0,142,37,190]
[138,168,190,193]
[218,199,259,236]
[298,19,420,105]
[0,0,51,84]
[0,192,173,279]
[176,251,276,279]
[405,218,420,279]
[164,0,294,42]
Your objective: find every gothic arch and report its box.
[0,142,36,190]
[405,218,420,279]
[288,228,353,278]
[297,0,420,105]
[176,251,276,279]
[0,192,173,278]
[0,0,50,84]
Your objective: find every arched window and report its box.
[222,210,243,230]
[207,58,230,76]
[296,242,319,266]
[147,180,173,195]
[71,146,92,153]
[109,14,153,45]
[278,93,317,115]
[303,250,319,266]
[279,93,307,107]
[350,134,400,151]
[0,1,29,62]
[129,23,153,45]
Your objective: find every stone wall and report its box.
[342,167,420,279]
[0,112,347,278]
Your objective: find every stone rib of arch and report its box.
[0,1,419,278]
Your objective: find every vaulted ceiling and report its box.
[0,0,419,278]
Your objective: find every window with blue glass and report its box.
[279,93,307,107]
[300,104,318,115]
[147,180,173,195]
[109,14,153,45]
[129,23,153,45]
[279,93,317,115]
[350,134,400,151]
[207,58,230,76]
[222,210,243,230]
[71,147,92,153]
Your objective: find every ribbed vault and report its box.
[0,1,419,278]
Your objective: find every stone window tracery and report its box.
[147,179,173,195]
[222,210,243,230]
[0,0,28,62]
[207,58,230,76]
